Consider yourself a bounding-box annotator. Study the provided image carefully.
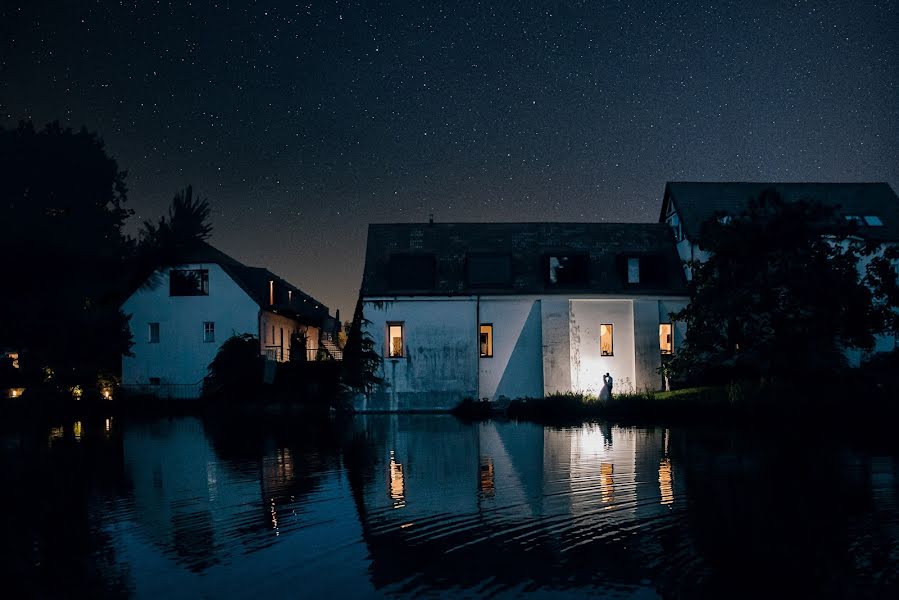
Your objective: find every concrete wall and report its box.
[362,298,478,411]
[478,298,544,400]
[541,298,572,395]
[122,263,259,390]
[569,300,636,394]
[362,294,687,410]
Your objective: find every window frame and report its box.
[627,257,641,284]
[148,322,160,344]
[169,269,210,296]
[544,253,590,288]
[659,322,673,355]
[203,321,215,343]
[600,323,614,357]
[479,323,494,358]
[386,321,405,358]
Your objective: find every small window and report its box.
[660,323,673,355]
[387,322,404,358]
[479,324,493,358]
[627,257,640,283]
[149,377,161,386]
[844,215,864,224]
[170,269,209,296]
[203,321,215,343]
[148,322,160,343]
[864,215,883,226]
[546,254,589,287]
[600,324,614,356]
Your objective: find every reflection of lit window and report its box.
[388,450,405,508]
[479,457,495,498]
[600,462,614,504]
[659,323,673,355]
[387,323,404,358]
[479,324,493,358]
[659,458,674,505]
[600,324,614,356]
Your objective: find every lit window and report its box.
[170,269,209,296]
[600,324,614,356]
[660,323,673,355]
[387,322,404,357]
[148,322,160,343]
[864,215,883,226]
[203,321,215,343]
[479,324,493,358]
[627,257,640,283]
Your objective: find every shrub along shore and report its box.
[453,378,899,426]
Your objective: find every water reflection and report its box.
[1,415,897,598]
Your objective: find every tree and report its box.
[340,297,384,395]
[669,189,895,382]
[0,121,133,385]
[131,185,213,291]
[204,334,263,398]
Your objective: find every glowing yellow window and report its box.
[660,323,673,355]
[387,323,405,357]
[479,324,493,358]
[600,324,614,356]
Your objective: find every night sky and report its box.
[2,1,897,315]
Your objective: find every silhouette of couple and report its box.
[599,372,614,402]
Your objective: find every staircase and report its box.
[320,334,343,361]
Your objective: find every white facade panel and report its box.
[477,298,543,400]
[569,300,636,395]
[362,298,478,411]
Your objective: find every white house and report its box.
[121,242,335,398]
[660,182,899,364]
[358,223,689,411]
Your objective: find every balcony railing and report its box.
[262,346,341,362]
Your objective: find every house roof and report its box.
[362,222,688,297]
[660,182,899,242]
[151,241,330,323]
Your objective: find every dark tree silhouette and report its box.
[669,189,897,382]
[0,121,133,387]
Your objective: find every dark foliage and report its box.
[669,189,898,383]
[0,121,133,384]
[340,296,384,395]
[204,334,263,398]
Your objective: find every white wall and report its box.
[122,263,259,390]
[570,300,636,394]
[478,298,544,400]
[260,310,320,361]
[362,298,478,411]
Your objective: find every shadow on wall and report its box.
[494,301,544,400]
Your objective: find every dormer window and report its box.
[627,258,640,284]
[170,269,209,296]
[545,254,589,287]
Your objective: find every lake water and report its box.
[2,414,897,598]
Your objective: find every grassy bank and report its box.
[454,380,899,425]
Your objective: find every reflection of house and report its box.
[121,242,335,398]
[359,223,688,410]
[347,415,682,594]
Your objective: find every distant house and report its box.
[358,223,689,411]
[660,181,899,364]
[121,242,336,398]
